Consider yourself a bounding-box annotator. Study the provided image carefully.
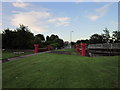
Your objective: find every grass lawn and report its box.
[55,48,78,55]
[56,48,75,52]
[2,50,34,59]
[2,53,119,88]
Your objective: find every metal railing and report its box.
[88,43,120,49]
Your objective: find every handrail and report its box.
[88,43,120,49]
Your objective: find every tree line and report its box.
[2,24,64,49]
[2,24,120,49]
[76,28,120,44]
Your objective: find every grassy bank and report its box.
[3,53,119,88]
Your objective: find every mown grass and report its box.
[2,53,119,88]
[2,50,34,59]
[56,48,78,55]
[56,48,75,52]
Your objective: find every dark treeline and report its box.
[2,25,120,49]
[76,28,120,45]
[2,24,64,49]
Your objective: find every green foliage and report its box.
[88,28,120,44]
[34,37,41,44]
[35,34,45,41]
[2,29,15,49]
[64,41,69,47]
[76,39,89,44]
[112,30,120,43]
[46,34,64,48]
[102,28,110,43]
[49,34,59,41]
[89,34,103,44]
[2,25,64,49]
[2,25,34,49]
[50,43,59,48]
[71,42,76,47]
[46,36,50,41]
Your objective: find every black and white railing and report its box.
[88,43,120,49]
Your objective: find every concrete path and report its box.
[1,51,51,63]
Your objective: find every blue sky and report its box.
[2,2,118,42]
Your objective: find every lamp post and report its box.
[70,31,74,48]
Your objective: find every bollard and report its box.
[34,44,39,53]
[80,43,87,56]
[76,44,79,52]
[47,45,51,51]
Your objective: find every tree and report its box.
[2,28,15,49]
[112,30,120,43]
[55,39,64,48]
[102,28,110,43]
[64,41,69,47]
[50,43,58,49]
[46,36,50,41]
[15,24,34,49]
[35,34,46,48]
[35,34,45,41]
[2,25,34,49]
[71,42,76,47]
[49,34,59,41]
[76,39,89,44]
[2,25,64,49]
[89,34,103,44]
[46,34,64,48]
[34,37,41,44]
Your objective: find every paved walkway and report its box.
[1,51,51,63]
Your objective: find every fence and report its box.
[87,43,120,56]
[88,43,120,49]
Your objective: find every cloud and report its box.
[11,2,71,33]
[11,10,70,33]
[11,11,51,33]
[87,15,99,21]
[87,3,112,21]
[48,17,70,27]
[12,2,30,8]
[95,3,112,16]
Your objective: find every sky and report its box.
[2,1,118,42]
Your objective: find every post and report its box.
[76,44,79,52]
[47,45,51,51]
[80,43,87,56]
[34,44,39,53]
[70,31,73,48]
